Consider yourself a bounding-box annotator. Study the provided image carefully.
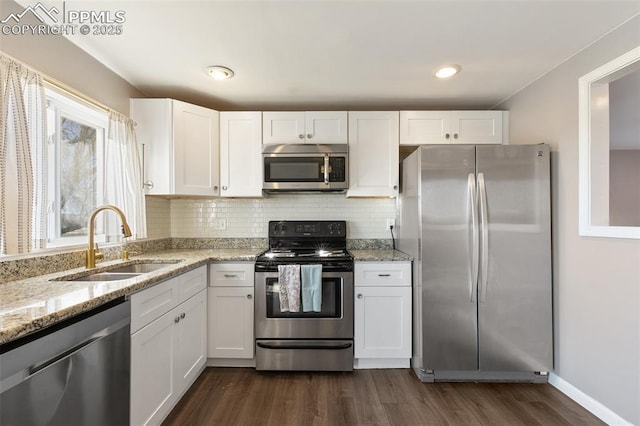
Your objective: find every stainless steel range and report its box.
[255,220,354,371]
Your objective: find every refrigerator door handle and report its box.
[468,173,479,302]
[478,172,489,302]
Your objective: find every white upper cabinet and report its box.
[347,111,399,198]
[220,112,263,197]
[262,111,347,144]
[131,98,220,196]
[400,110,508,145]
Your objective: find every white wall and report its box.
[497,16,640,424]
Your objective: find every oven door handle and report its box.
[257,341,352,350]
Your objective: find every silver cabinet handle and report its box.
[378,273,391,277]
[180,312,185,319]
[222,186,228,190]
[223,274,238,278]
[247,294,253,299]
[299,134,305,139]
[307,134,313,139]
[143,180,154,190]
[357,294,363,299]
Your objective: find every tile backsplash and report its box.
[149,193,398,239]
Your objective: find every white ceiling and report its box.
[30,1,640,110]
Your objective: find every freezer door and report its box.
[476,145,553,372]
[419,146,478,371]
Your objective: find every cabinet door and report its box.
[172,100,220,196]
[131,310,176,426]
[208,287,254,358]
[354,286,411,359]
[450,111,504,144]
[347,111,399,197]
[130,98,173,194]
[174,290,207,393]
[220,112,263,197]
[262,112,305,145]
[305,111,348,144]
[400,111,451,145]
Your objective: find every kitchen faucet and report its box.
[86,205,132,268]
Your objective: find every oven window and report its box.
[266,277,342,318]
[264,157,323,182]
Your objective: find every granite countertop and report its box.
[0,249,262,345]
[350,249,413,262]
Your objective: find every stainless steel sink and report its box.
[67,272,141,282]
[107,263,176,274]
[54,260,181,282]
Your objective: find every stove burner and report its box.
[264,250,296,258]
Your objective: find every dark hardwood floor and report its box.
[163,368,603,426]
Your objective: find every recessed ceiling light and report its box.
[434,64,461,79]
[207,66,234,80]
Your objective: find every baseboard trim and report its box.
[354,358,410,369]
[548,373,632,425]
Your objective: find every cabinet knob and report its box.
[247,294,253,299]
[357,294,363,299]
[174,316,180,323]
[143,180,154,190]
[453,133,459,139]
[214,185,219,190]
[307,134,313,139]
[180,312,186,319]
[445,133,450,139]
[222,186,228,190]
[299,134,305,139]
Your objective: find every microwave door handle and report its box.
[323,155,330,185]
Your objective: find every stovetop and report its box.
[255,220,353,272]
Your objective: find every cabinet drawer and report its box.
[209,263,254,287]
[130,278,178,334]
[354,262,411,287]
[178,266,207,301]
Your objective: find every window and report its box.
[578,46,640,239]
[46,88,108,247]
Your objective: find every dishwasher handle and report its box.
[27,335,103,377]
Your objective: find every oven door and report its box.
[255,271,353,339]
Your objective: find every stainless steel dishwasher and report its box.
[0,298,130,426]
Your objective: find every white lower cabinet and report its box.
[207,263,255,365]
[130,266,207,426]
[130,307,176,426]
[354,261,412,368]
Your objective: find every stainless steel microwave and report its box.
[262,144,349,192]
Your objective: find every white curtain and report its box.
[0,54,47,255]
[105,111,146,240]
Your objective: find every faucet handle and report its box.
[94,243,104,261]
[122,250,138,261]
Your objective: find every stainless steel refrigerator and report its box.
[398,144,552,382]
